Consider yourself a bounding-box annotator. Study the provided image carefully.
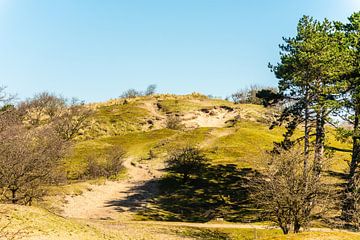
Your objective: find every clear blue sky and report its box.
[0,0,359,102]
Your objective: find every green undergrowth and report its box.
[204,121,285,167]
[63,94,351,182]
[84,100,152,138]
[65,126,351,181]
[64,129,177,179]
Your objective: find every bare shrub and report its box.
[0,126,67,205]
[103,146,126,178]
[85,156,104,179]
[53,102,92,141]
[0,106,20,134]
[120,89,142,98]
[166,114,182,130]
[18,93,92,141]
[251,147,331,234]
[18,92,66,126]
[85,146,126,179]
[121,84,157,98]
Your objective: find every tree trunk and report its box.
[182,173,189,183]
[304,88,310,174]
[349,101,360,180]
[314,107,325,176]
[342,96,360,222]
[280,225,289,235]
[11,188,17,204]
[294,219,301,233]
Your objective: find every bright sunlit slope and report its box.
[64,93,351,179]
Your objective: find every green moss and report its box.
[85,101,152,138]
[104,128,177,157]
[64,95,352,180]
[205,121,284,167]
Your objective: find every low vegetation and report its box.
[165,146,208,183]
[84,146,126,179]
[251,147,332,234]
[230,85,278,105]
[1,11,360,240]
[120,84,157,98]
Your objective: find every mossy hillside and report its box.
[83,99,153,138]
[65,127,351,182]
[204,121,285,167]
[65,97,352,178]
[64,129,177,179]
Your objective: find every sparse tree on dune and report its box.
[165,146,208,183]
[251,147,331,234]
[145,84,157,96]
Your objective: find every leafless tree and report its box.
[0,125,67,205]
[0,87,18,133]
[18,92,66,126]
[0,91,90,206]
[120,89,142,98]
[251,147,331,234]
[18,92,92,141]
[0,86,15,106]
[53,101,92,141]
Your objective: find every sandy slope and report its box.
[62,158,162,220]
[61,103,239,221]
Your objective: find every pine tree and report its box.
[271,16,350,175]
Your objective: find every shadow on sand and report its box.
[105,163,261,223]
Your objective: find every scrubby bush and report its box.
[104,146,126,177]
[85,146,126,179]
[231,85,278,105]
[0,91,92,205]
[120,84,157,98]
[251,147,331,234]
[120,89,142,98]
[166,114,182,130]
[165,146,208,183]
[0,126,67,205]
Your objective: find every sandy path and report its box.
[62,158,161,220]
[61,126,235,220]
